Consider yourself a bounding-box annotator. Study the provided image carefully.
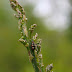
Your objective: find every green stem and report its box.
[31,53,44,72]
[29,40,44,72]
[32,54,40,72]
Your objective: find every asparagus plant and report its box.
[9,0,53,72]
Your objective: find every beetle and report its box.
[31,41,35,50]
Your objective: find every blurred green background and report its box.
[0,0,72,72]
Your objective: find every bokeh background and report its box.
[0,0,72,72]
